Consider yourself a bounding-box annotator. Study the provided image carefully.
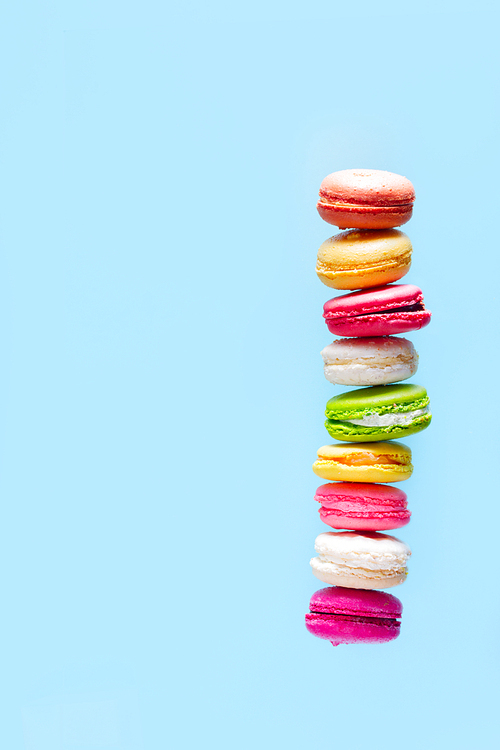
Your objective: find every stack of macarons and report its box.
[306,169,431,647]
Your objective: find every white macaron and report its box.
[321,336,418,386]
[310,530,411,589]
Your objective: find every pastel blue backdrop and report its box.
[0,2,498,748]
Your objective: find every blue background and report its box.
[1,2,499,748]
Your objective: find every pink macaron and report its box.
[305,586,402,646]
[323,284,431,337]
[315,482,411,531]
[317,169,415,230]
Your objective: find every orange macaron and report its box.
[316,229,412,290]
[317,169,415,230]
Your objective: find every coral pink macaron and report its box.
[317,169,415,230]
[305,586,403,646]
[315,482,411,531]
[323,284,431,337]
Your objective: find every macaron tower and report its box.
[306,169,432,647]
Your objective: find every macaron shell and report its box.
[325,413,431,442]
[318,170,415,206]
[315,481,407,504]
[319,507,410,531]
[313,441,413,483]
[310,559,407,589]
[326,383,429,418]
[323,362,416,387]
[308,585,403,618]
[314,529,411,561]
[305,611,401,644]
[313,462,412,483]
[326,310,431,338]
[317,204,413,231]
[316,230,412,290]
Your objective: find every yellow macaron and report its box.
[316,229,412,290]
[312,441,413,483]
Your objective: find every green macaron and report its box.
[325,384,431,442]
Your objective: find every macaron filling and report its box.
[345,406,429,427]
[318,497,409,516]
[317,452,409,467]
[357,301,425,316]
[323,353,416,367]
[317,253,412,276]
[311,558,408,582]
[318,197,414,211]
[314,548,409,572]
[325,300,426,325]
[305,611,401,646]
[320,507,410,520]
[308,610,398,624]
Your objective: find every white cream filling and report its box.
[313,549,409,572]
[310,557,408,579]
[345,406,429,427]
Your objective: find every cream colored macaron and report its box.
[321,336,418,386]
[316,229,412,290]
[310,530,411,589]
[313,441,413,483]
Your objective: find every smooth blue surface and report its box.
[0,2,499,748]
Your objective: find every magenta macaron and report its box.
[315,482,411,531]
[323,283,431,337]
[305,586,403,646]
